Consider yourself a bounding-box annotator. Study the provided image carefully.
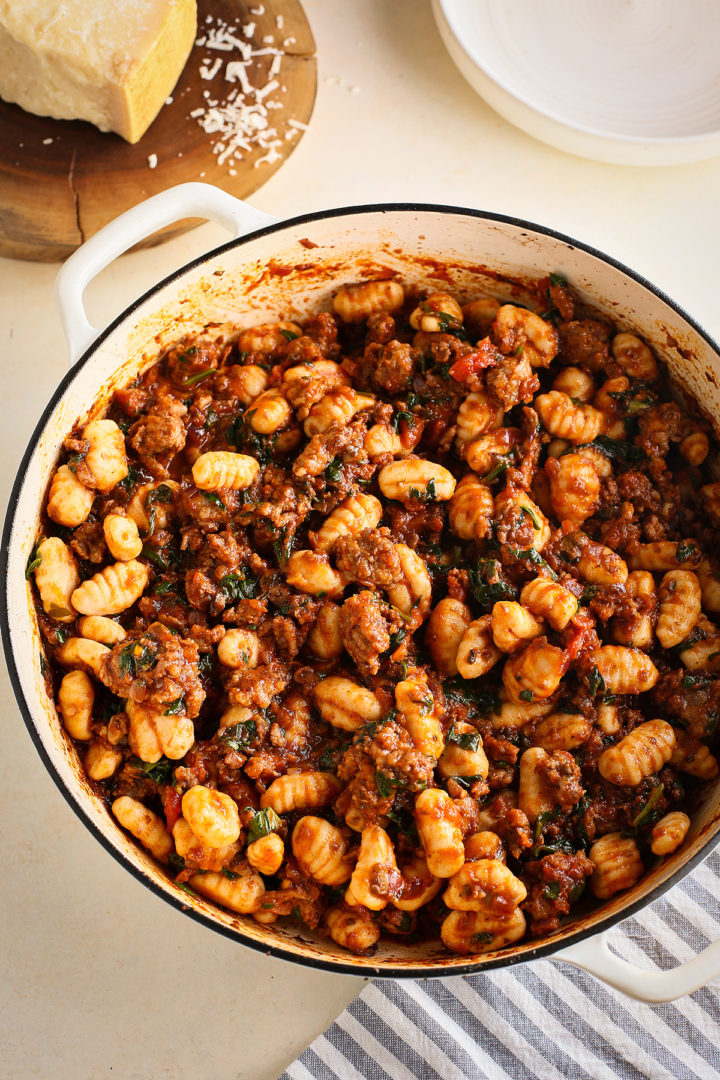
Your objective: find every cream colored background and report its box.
[2,2,720,1077]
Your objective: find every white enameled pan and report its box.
[4,183,720,998]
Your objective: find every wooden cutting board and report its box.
[0,0,316,262]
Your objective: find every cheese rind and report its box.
[0,0,197,143]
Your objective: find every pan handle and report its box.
[54,182,278,363]
[554,929,720,1002]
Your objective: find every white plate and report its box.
[433,0,720,166]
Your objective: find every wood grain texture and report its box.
[0,0,316,262]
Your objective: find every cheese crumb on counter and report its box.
[0,0,197,144]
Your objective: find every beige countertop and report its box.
[2,2,720,1077]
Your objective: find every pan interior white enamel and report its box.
[7,207,720,971]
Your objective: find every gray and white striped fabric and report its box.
[281,850,720,1080]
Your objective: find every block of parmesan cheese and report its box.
[0,0,197,143]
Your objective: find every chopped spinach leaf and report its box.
[587,666,606,696]
[409,478,437,502]
[118,641,156,677]
[324,456,344,483]
[506,547,558,580]
[119,465,140,493]
[469,557,517,610]
[442,677,499,715]
[26,547,42,578]
[130,756,174,783]
[375,771,393,798]
[676,540,698,564]
[592,435,645,462]
[220,569,260,601]
[141,543,170,570]
[392,409,415,432]
[202,491,226,510]
[447,725,480,752]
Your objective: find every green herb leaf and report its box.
[408,478,437,502]
[392,409,415,432]
[119,465,140,493]
[26,550,42,578]
[202,491,227,509]
[318,745,341,770]
[387,628,407,652]
[183,368,214,387]
[549,272,568,287]
[272,527,293,567]
[153,579,187,602]
[247,807,282,843]
[375,771,393,798]
[506,547,559,580]
[632,783,664,829]
[482,454,514,483]
[219,720,258,751]
[473,931,495,944]
[519,689,534,702]
[682,672,712,690]
[164,696,185,715]
[280,328,299,342]
[587,666,606,696]
[543,882,562,900]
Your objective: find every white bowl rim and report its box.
[4,199,720,977]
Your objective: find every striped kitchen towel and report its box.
[281,849,720,1080]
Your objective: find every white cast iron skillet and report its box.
[4,183,720,999]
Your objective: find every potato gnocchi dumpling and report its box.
[30,271,720,959]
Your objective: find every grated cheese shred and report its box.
[188,13,303,173]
